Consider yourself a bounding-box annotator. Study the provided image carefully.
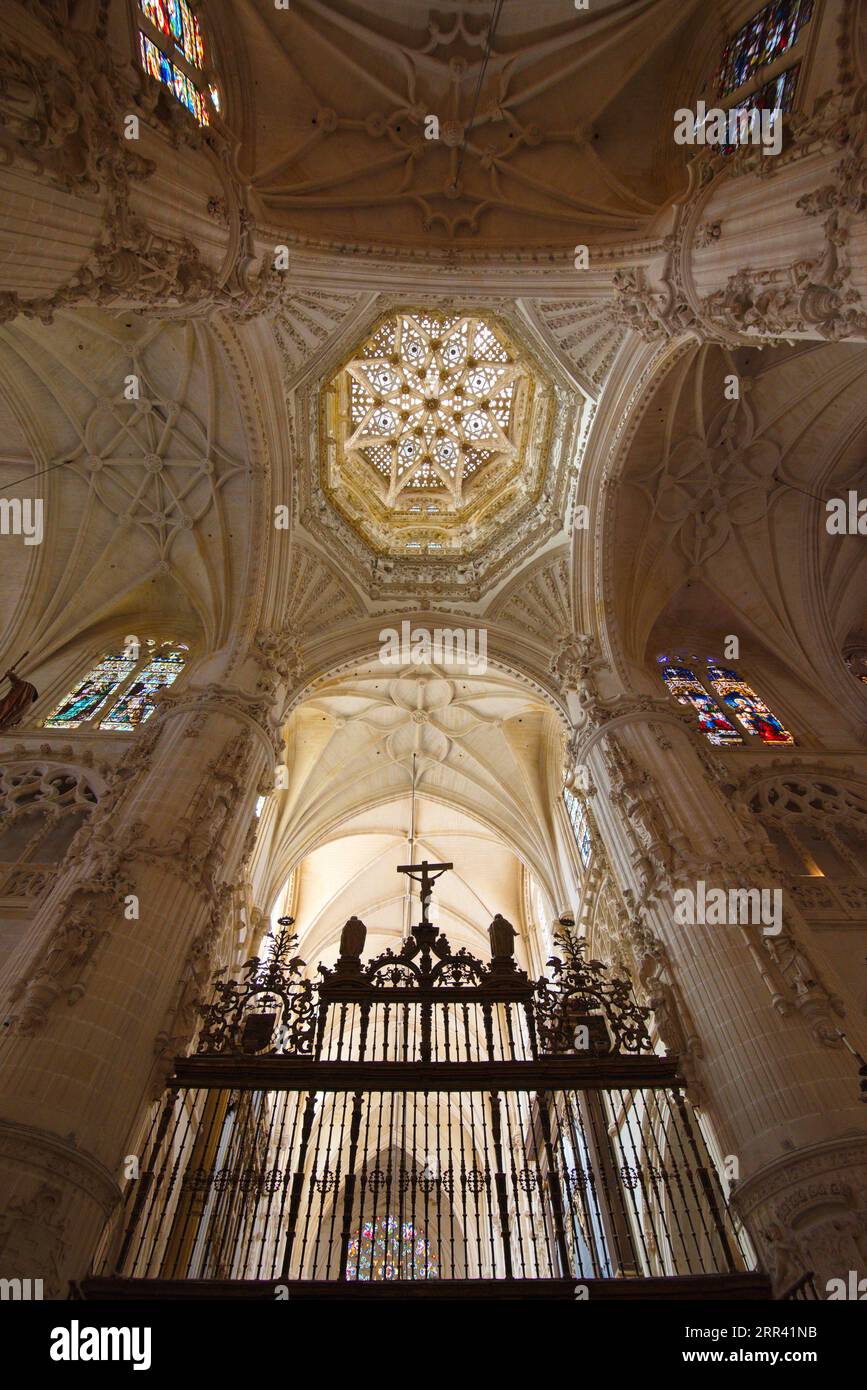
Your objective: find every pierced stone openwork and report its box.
[322,309,541,558]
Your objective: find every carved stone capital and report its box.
[731,1137,867,1296]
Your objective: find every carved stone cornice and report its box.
[0,11,268,324]
[0,194,217,327]
[152,681,280,756]
[0,1117,119,1217]
[608,90,867,349]
[610,265,699,344]
[548,631,595,697]
[700,209,867,343]
[0,27,154,197]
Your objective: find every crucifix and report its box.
[397,859,452,926]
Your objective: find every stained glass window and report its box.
[705,662,794,744]
[564,788,592,867]
[345,313,522,507]
[139,0,204,68]
[97,645,187,731]
[137,0,215,126]
[43,654,138,729]
[43,641,188,732]
[345,1215,438,1281]
[658,662,743,746]
[720,65,800,152]
[658,656,794,746]
[717,1,813,96]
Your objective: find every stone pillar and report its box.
[564,647,867,1294]
[0,682,276,1295]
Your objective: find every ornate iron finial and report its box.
[195,921,316,1056]
[534,924,652,1055]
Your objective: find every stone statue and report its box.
[0,659,37,730]
[488,913,518,960]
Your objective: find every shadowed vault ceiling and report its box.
[239,0,703,249]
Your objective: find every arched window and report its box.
[716,1,813,98]
[705,662,793,743]
[43,641,189,731]
[136,1,220,126]
[714,1,812,155]
[564,788,592,867]
[657,662,742,746]
[658,655,793,746]
[346,1215,438,1281]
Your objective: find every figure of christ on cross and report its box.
[396,859,453,925]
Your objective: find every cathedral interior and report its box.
[0,0,865,1313]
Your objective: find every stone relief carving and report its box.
[493,556,571,648]
[586,863,705,1103]
[700,212,867,343]
[251,629,303,700]
[693,221,721,250]
[4,703,263,1034]
[531,299,627,391]
[151,881,233,1079]
[735,1138,867,1296]
[6,816,140,1034]
[548,631,595,698]
[607,90,867,351]
[0,1181,67,1298]
[601,733,699,905]
[282,547,364,637]
[0,761,99,899]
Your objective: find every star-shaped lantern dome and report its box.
[321,309,543,558]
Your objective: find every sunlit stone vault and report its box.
[319,305,558,567]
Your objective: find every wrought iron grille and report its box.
[90,867,764,1297]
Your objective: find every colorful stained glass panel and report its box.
[705,663,794,744]
[721,65,799,152]
[717,1,812,96]
[43,654,137,729]
[98,647,187,731]
[140,0,204,69]
[138,31,209,124]
[345,1215,438,1281]
[659,663,743,746]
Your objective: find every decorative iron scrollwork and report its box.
[324,919,489,990]
[195,919,317,1056]
[534,925,652,1055]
